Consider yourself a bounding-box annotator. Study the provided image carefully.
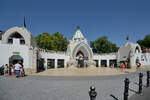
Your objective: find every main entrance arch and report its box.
[9,55,23,65]
[72,42,93,60]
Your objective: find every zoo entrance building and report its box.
[0,26,150,74]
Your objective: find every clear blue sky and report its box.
[1,0,150,47]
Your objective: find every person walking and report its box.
[14,62,21,78]
[4,64,9,76]
[11,64,15,75]
[20,63,25,77]
[121,62,125,72]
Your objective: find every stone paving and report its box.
[129,87,150,100]
[0,69,149,100]
[33,67,136,76]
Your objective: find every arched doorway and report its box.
[9,55,23,65]
[76,51,84,59]
[135,57,141,67]
[72,43,93,59]
[135,46,140,53]
[76,51,85,68]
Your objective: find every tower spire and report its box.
[77,26,80,30]
[73,26,84,39]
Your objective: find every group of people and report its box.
[76,53,89,68]
[4,62,25,78]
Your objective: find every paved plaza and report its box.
[129,87,150,100]
[0,69,149,100]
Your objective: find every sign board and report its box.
[13,52,20,55]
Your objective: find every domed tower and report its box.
[66,26,95,68]
[67,26,93,60]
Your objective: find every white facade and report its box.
[0,27,37,73]
[0,26,150,73]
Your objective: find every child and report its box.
[20,64,25,77]
[11,64,15,75]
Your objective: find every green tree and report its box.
[35,32,53,50]
[35,32,68,51]
[137,34,150,50]
[90,36,119,53]
[52,32,68,51]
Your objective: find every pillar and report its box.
[98,60,101,67]
[55,59,57,69]
[64,59,67,68]
[107,60,109,67]
[45,58,48,70]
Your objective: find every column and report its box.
[64,59,67,68]
[98,60,101,67]
[45,58,48,70]
[107,60,109,67]
[55,59,57,69]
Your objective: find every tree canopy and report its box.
[137,34,150,50]
[35,32,68,51]
[90,36,119,53]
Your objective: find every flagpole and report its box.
[24,16,26,28]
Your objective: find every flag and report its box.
[24,16,26,28]
[126,34,129,40]
[77,26,80,30]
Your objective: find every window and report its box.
[8,38,13,44]
[57,59,64,68]
[47,59,55,69]
[94,60,99,67]
[7,32,25,45]
[101,60,107,67]
[20,40,25,44]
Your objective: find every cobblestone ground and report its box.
[129,87,150,100]
[0,69,149,100]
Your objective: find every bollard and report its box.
[124,78,130,100]
[147,71,150,87]
[89,86,97,100]
[139,73,143,94]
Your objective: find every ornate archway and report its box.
[72,42,93,60]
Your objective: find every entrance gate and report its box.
[9,55,23,65]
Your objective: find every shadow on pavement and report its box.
[129,88,138,94]
[110,94,119,100]
[134,82,147,88]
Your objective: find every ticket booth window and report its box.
[101,60,107,67]
[94,60,99,67]
[47,59,55,69]
[57,59,64,68]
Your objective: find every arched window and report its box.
[7,32,25,44]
